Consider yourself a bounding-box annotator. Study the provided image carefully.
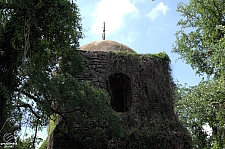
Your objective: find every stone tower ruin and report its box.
[47,40,191,149]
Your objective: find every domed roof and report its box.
[79,40,136,53]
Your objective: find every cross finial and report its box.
[102,21,105,40]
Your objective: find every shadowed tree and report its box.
[0,0,123,148]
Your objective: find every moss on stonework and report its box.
[145,52,171,63]
[109,50,170,64]
[47,50,192,149]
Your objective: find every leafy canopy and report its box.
[173,0,225,148]
[173,0,225,76]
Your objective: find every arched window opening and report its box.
[107,73,131,112]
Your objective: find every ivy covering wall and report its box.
[47,51,192,149]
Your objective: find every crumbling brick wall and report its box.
[47,50,191,149]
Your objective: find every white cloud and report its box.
[146,2,169,21]
[147,23,169,35]
[121,31,140,43]
[91,0,139,36]
[131,0,146,3]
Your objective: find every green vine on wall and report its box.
[44,50,192,149]
[106,51,191,149]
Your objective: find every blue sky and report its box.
[77,0,202,86]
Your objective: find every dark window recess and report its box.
[107,73,131,112]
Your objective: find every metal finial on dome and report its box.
[102,21,105,40]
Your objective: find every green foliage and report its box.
[175,79,225,148]
[110,51,171,64]
[0,0,84,147]
[39,116,57,149]
[39,139,48,149]
[118,51,171,63]
[106,52,191,148]
[0,0,189,148]
[15,137,33,149]
[46,74,124,148]
[146,52,171,63]
[15,136,43,149]
[173,0,225,148]
[173,0,225,76]
[48,116,57,135]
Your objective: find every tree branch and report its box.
[17,104,40,119]
[21,90,73,122]
[32,119,39,149]
[21,91,39,102]
[212,0,222,22]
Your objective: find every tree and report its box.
[0,0,123,148]
[173,0,225,76]
[0,0,83,145]
[173,0,225,148]
[175,80,225,148]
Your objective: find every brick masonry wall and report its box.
[47,50,180,149]
[75,51,174,117]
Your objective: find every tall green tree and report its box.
[173,0,225,76]
[0,0,123,148]
[0,0,83,145]
[173,0,225,148]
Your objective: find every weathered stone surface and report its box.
[79,40,136,53]
[47,46,191,149]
